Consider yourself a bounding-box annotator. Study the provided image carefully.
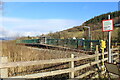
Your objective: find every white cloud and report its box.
[20,32,43,37]
[0,26,19,38]
[0,26,43,38]
[1,17,83,38]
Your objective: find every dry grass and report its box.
[1,40,87,77]
[92,28,119,40]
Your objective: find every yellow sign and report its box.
[101,40,106,48]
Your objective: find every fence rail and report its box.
[0,55,97,69]
[0,47,119,79]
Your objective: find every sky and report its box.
[0,1,119,38]
[2,0,120,2]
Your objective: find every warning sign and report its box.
[102,19,114,32]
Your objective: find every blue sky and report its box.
[4,2,118,20]
[3,0,120,2]
[0,2,119,38]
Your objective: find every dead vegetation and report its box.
[1,40,88,77]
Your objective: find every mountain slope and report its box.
[47,11,120,40]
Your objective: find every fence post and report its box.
[111,46,114,63]
[69,54,74,79]
[101,48,105,70]
[116,45,120,63]
[95,45,99,66]
[0,57,8,78]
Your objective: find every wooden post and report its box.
[101,48,105,70]
[95,45,101,78]
[116,45,120,63]
[0,41,2,56]
[112,46,114,63]
[95,45,99,69]
[69,54,74,79]
[0,57,8,78]
[95,45,99,61]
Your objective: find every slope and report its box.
[47,11,120,40]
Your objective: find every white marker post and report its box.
[102,15,114,63]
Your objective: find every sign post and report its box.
[102,15,114,63]
[108,15,112,63]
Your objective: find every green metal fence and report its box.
[46,39,101,51]
[16,38,101,51]
[16,39,41,44]
[83,40,101,51]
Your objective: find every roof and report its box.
[114,23,120,27]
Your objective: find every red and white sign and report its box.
[102,19,114,32]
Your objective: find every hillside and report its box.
[47,11,120,40]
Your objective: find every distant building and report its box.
[73,37,76,39]
[115,23,120,27]
[39,36,51,44]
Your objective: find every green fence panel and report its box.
[17,38,101,51]
[16,39,40,44]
